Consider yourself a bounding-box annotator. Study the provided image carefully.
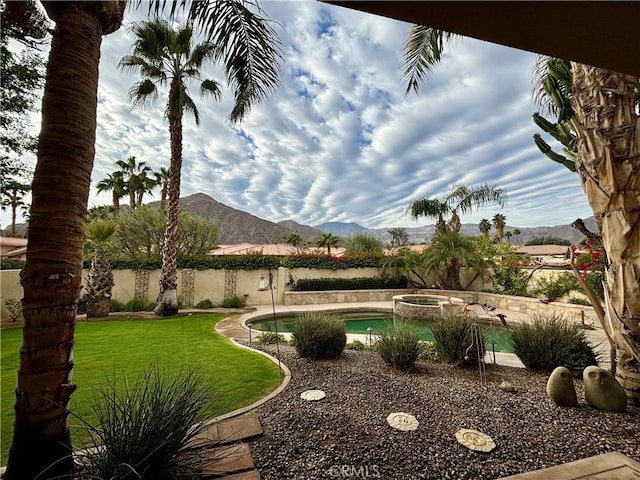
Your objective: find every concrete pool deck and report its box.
[219,300,612,370]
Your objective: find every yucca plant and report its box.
[510,314,598,373]
[85,220,118,318]
[75,364,214,480]
[292,311,346,359]
[375,321,423,370]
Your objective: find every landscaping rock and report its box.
[583,366,627,412]
[547,367,578,407]
[499,380,516,393]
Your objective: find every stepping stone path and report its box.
[386,412,419,431]
[300,389,326,401]
[186,413,265,479]
[455,428,496,452]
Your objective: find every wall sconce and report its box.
[259,274,266,291]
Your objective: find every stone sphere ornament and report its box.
[455,429,496,452]
[386,412,419,431]
[300,389,326,401]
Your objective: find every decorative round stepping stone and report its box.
[455,429,496,452]
[300,389,326,401]
[386,412,419,431]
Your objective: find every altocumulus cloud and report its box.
[2,1,594,230]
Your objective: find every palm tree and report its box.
[115,156,150,210]
[402,26,640,402]
[410,183,506,236]
[316,232,340,255]
[133,166,156,208]
[380,247,429,288]
[478,218,491,240]
[84,220,117,318]
[1,180,30,236]
[120,20,222,317]
[513,228,521,244]
[6,2,280,477]
[284,231,302,247]
[423,232,487,290]
[96,171,126,214]
[154,166,170,210]
[505,231,513,244]
[492,213,507,242]
[121,13,280,317]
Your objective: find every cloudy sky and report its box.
[5,0,596,231]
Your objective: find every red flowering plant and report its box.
[570,239,605,302]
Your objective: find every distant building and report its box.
[515,244,571,266]
[0,237,27,261]
[209,243,347,257]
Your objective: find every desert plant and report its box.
[510,314,598,373]
[431,315,485,366]
[219,295,246,308]
[109,299,125,312]
[3,299,22,323]
[421,341,440,362]
[292,311,346,360]
[124,298,156,312]
[375,321,423,370]
[75,364,214,480]
[195,299,214,309]
[346,339,366,351]
[257,331,288,345]
[531,272,578,300]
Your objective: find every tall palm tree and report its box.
[410,183,506,236]
[84,220,117,318]
[478,218,491,240]
[133,166,156,207]
[121,13,280,316]
[402,25,640,402]
[284,231,302,246]
[492,213,507,242]
[96,171,126,214]
[1,180,31,236]
[6,2,280,477]
[115,155,150,210]
[5,4,127,478]
[423,231,487,290]
[513,228,521,244]
[120,19,222,317]
[316,232,340,255]
[154,166,170,210]
[505,231,513,244]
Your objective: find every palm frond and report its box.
[409,198,449,219]
[401,25,456,96]
[449,183,507,214]
[200,79,223,101]
[189,0,282,123]
[129,79,159,107]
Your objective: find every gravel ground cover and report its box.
[247,344,640,480]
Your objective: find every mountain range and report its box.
[4,192,597,245]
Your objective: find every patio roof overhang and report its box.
[325,1,640,77]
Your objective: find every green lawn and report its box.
[0,315,282,465]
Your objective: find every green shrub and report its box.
[290,276,406,291]
[3,298,22,322]
[257,331,288,345]
[375,321,423,370]
[219,295,246,308]
[567,297,591,306]
[421,341,440,362]
[77,296,88,315]
[292,311,346,359]
[532,273,578,300]
[431,315,485,366]
[195,299,214,309]
[510,314,598,373]
[109,299,125,312]
[492,266,529,296]
[346,339,366,351]
[124,298,156,312]
[77,364,213,479]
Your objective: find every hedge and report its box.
[290,276,407,291]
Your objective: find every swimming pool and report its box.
[247,311,513,353]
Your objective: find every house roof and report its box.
[0,237,28,247]
[515,245,571,257]
[209,244,347,257]
[326,1,640,77]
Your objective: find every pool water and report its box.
[250,314,513,353]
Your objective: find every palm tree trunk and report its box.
[4,3,125,478]
[571,63,640,405]
[112,191,120,215]
[156,106,183,316]
[11,199,17,236]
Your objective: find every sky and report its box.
[3,0,596,231]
